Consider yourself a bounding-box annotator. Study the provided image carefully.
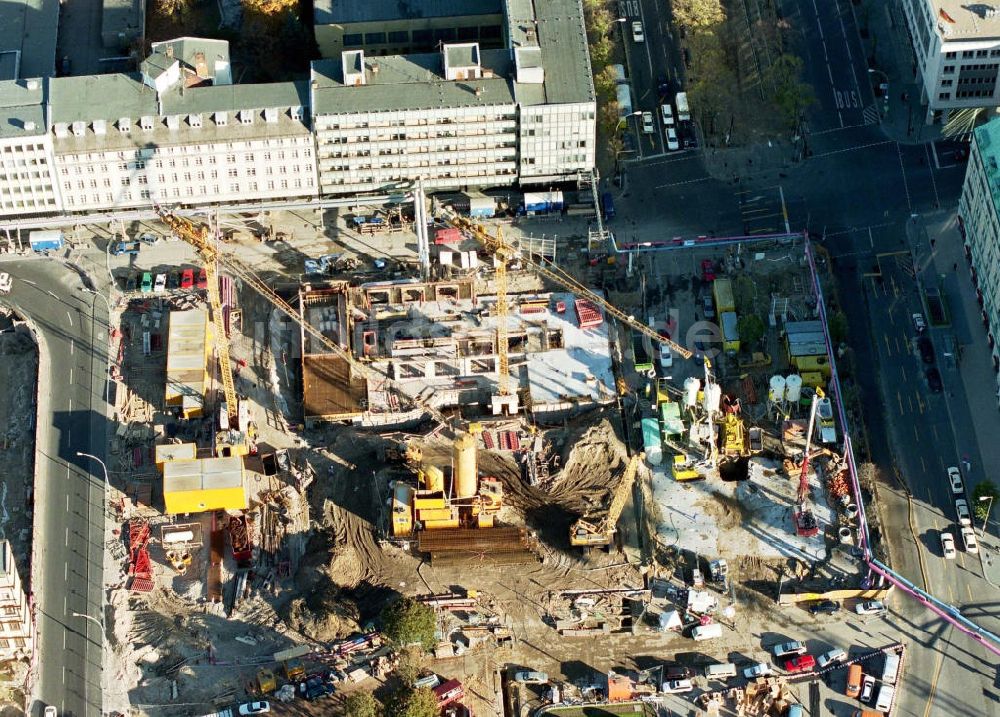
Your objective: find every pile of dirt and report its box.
[283,592,360,643]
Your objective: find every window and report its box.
[944,65,955,74]
[939,92,951,100]
[365,32,387,44]
[992,50,1000,57]
[457,26,479,40]
[480,24,501,40]
[412,29,432,44]
[946,51,957,59]
[388,30,409,43]
[963,50,975,58]
[942,79,953,86]
[433,28,456,42]
[343,33,363,46]
[978,50,989,58]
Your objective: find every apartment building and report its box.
[957,117,1000,389]
[900,0,1000,123]
[0,541,33,662]
[311,0,595,195]
[47,39,316,212]
[0,78,62,216]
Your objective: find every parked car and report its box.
[701,259,716,282]
[960,526,979,553]
[631,21,644,42]
[860,673,876,702]
[166,271,180,290]
[660,103,675,127]
[784,654,816,674]
[181,268,195,289]
[238,702,270,715]
[809,600,840,615]
[154,273,167,292]
[661,678,694,693]
[940,530,957,559]
[918,336,935,364]
[513,671,548,684]
[816,649,848,669]
[666,127,680,151]
[0,272,10,294]
[197,267,207,289]
[955,498,972,526]
[948,466,963,495]
[772,641,807,658]
[855,600,887,616]
[743,662,772,679]
[125,273,138,292]
[912,312,927,332]
[657,74,672,97]
[926,367,943,392]
[138,233,160,245]
[662,664,693,680]
[641,111,655,134]
[140,272,154,293]
[702,294,715,319]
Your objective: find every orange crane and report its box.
[793,387,823,537]
[569,453,643,548]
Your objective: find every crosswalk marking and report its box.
[863,105,881,125]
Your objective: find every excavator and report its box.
[569,453,643,548]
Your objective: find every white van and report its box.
[874,684,896,712]
[691,623,723,641]
[703,662,737,680]
[881,652,900,685]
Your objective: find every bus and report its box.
[632,329,653,373]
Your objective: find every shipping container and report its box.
[721,312,740,353]
[632,329,653,373]
[468,196,496,218]
[713,278,735,313]
[29,230,65,252]
[522,191,564,213]
[642,418,662,465]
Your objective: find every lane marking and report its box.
[925,143,941,207]
[65,527,69,547]
[921,640,947,717]
[66,310,73,326]
[70,339,74,355]
[896,142,913,211]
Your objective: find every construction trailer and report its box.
[163,456,247,515]
[165,309,212,419]
[154,442,197,472]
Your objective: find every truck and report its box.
[29,230,65,252]
[675,91,690,121]
[111,239,141,256]
[713,278,735,313]
[720,312,740,353]
[617,84,633,116]
[631,329,653,374]
[521,191,564,214]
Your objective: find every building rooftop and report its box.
[975,118,1000,216]
[314,0,501,26]
[0,0,58,80]
[311,52,516,115]
[0,78,45,140]
[934,0,1000,41]
[150,37,232,85]
[528,0,594,105]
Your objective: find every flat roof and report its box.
[525,0,594,105]
[0,0,58,80]
[0,78,45,140]
[934,1,1000,41]
[166,309,208,403]
[163,456,244,492]
[311,52,516,115]
[314,0,501,26]
[974,117,1000,218]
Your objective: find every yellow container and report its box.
[423,517,460,530]
[413,491,446,510]
[453,433,478,499]
[163,457,247,514]
[416,507,455,522]
[391,482,414,537]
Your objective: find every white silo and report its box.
[684,377,701,408]
[703,382,722,413]
[785,374,803,403]
[768,375,786,404]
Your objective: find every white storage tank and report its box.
[768,375,786,403]
[785,374,802,403]
[684,377,701,408]
[703,382,722,413]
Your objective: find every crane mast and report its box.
[793,388,823,537]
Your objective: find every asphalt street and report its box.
[6,260,108,717]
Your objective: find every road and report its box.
[6,260,108,717]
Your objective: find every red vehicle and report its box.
[433,679,464,707]
[196,267,207,289]
[181,268,194,289]
[701,259,716,282]
[784,654,816,674]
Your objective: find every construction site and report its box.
[90,197,890,717]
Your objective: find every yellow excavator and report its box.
[569,453,643,548]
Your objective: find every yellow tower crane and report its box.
[569,452,644,548]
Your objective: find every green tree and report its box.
[828,311,849,344]
[766,54,815,129]
[733,275,755,314]
[672,0,725,30]
[381,597,437,651]
[737,315,765,348]
[589,37,613,69]
[599,101,622,137]
[389,687,439,717]
[344,690,379,717]
[594,65,619,103]
[972,481,999,523]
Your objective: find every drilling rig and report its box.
[792,388,823,537]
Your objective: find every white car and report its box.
[238,703,270,715]
[665,128,680,151]
[816,649,847,669]
[955,498,972,526]
[641,111,655,134]
[514,671,548,684]
[854,600,886,616]
[941,530,957,559]
[660,103,675,127]
[0,272,10,294]
[632,21,645,42]
[912,312,927,332]
[960,526,979,553]
[947,466,964,495]
[661,678,694,693]
[743,662,772,679]
[43,708,57,717]
[153,273,167,293]
[659,343,673,371]
[772,641,807,658]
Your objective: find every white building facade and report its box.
[900,0,1000,123]
[0,79,61,216]
[957,117,1000,390]
[0,540,33,662]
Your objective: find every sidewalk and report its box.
[852,0,942,144]
[919,211,1000,585]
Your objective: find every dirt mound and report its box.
[283,591,360,642]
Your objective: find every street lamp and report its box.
[616,111,642,132]
[979,495,995,537]
[71,611,105,717]
[76,451,110,498]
